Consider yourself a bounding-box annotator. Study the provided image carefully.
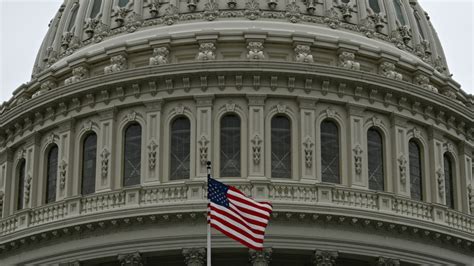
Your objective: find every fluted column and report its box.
[312,249,338,266]
[376,256,400,266]
[183,248,206,266]
[117,251,143,266]
[249,248,272,266]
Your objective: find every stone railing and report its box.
[0,181,472,240]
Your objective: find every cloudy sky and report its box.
[0,0,473,103]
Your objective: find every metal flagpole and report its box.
[206,161,212,266]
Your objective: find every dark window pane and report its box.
[170,117,190,180]
[394,0,406,25]
[123,124,142,187]
[369,0,381,13]
[321,120,340,183]
[46,145,59,204]
[67,4,79,31]
[82,133,97,195]
[368,128,384,191]
[17,160,26,210]
[409,141,423,200]
[220,115,241,177]
[118,0,129,7]
[90,0,102,18]
[444,154,455,209]
[271,116,291,178]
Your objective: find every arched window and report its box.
[409,141,423,200]
[271,115,291,178]
[67,3,79,31]
[321,120,340,184]
[81,133,97,195]
[394,0,407,25]
[17,159,26,210]
[123,123,142,187]
[367,128,384,191]
[170,117,191,180]
[118,0,129,7]
[46,145,59,204]
[369,0,381,13]
[443,154,455,209]
[89,0,102,18]
[220,114,241,177]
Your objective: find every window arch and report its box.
[409,140,423,200]
[394,0,407,25]
[369,0,381,13]
[46,145,59,204]
[67,3,79,31]
[321,120,340,184]
[367,127,384,191]
[81,133,97,195]
[220,114,241,177]
[170,117,191,180]
[17,159,26,210]
[443,154,455,209]
[89,0,102,18]
[271,115,291,178]
[123,123,142,187]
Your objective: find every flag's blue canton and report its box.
[208,177,230,208]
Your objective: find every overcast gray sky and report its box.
[0,0,473,103]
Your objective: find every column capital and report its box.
[249,248,272,266]
[182,247,206,266]
[117,251,143,266]
[313,249,338,266]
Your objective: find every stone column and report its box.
[117,251,143,266]
[144,101,162,185]
[312,250,338,266]
[249,248,272,266]
[299,98,316,182]
[376,256,400,266]
[195,96,214,178]
[0,148,13,218]
[458,142,472,213]
[347,105,366,189]
[73,0,91,39]
[25,134,41,209]
[57,121,75,201]
[382,0,397,32]
[428,128,445,205]
[96,108,116,192]
[391,115,409,196]
[183,248,206,266]
[247,95,266,178]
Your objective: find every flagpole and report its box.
[206,161,212,266]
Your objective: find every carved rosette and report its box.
[251,134,262,165]
[105,55,128,74]
[376,256,400,266]
[249,248,272,266]
[147,141,158,170]
[397,154,407,185]
[149,47,170,65]
[196,43,216,61]
[339,52,360,70]
[198,135,210,165]
[379,62,403,80]
[294,45,314,63]
[353,145,363,175]
[100,148,110,179]
[117,251,143,266]
[247,42,265,60]
[203,2,220,21]
[303,136,314,168]
[182,248,206,266]
[244,0,261,20]
[313,250,338,266]
[285,2,301,23]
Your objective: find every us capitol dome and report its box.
[0,0,473,265]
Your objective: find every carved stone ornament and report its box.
[17,148,27,161]
[409,127,421,139]
[163,5,180,25]
[149,47,169,65]
[376,256,400,266]
[414,74,437,93]
[353,145,363,175]
[148,0,162,17]
[251,134,263,165]
[306,0,317,14]
[59,160,67,189]
[249,248,272,266]
[225,102,236,112]
[379,62,403,80]
[313,250,338,266]
[398,154,407,185]
[125,12,143,33]
[325,108,336,118]
[369,13,387,32]
[337,3,355,22]
[436,167,445,198]
[101,148,111,179]
[24,175,32,204]
[117,251,143,266]
[244,0,261,20]
[199,135,210,165]
[324,8,341,29]
[371,116,382,128]
[84,18,109,43]
[247,41,265,60]
[105,55,127,73]
[468,184,474,214]
[40,80,57,91]
[303,136,314,168]
[203,1,220,21]
[196,42,216,61]
[294,44,314,63]
[113,7,131,26]
[443,142,455,154]
[182,248,206,266]
[174,104,185,115]
[276,103,287,114]
[285,2,301,23]
[46,133,59,145]
[65,66,88,85]
[339,52,360,70]
[148,140,158,170]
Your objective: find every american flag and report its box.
[207,176,273,250]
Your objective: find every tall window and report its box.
[82,133,97,195]
[443,154,455,209]
[321,120,340,184]
[123,124,142,187]
[271,115,291,178]
[170,117,190,180]
[46,145,59,204]
[369,0,381,13]
[394,0,406,25]
[220,114,241,177]
[409,141,423,200]
[367,128,384,191]
[67,4,79,31]
[89,0,102,18]
[17,159,26,210]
